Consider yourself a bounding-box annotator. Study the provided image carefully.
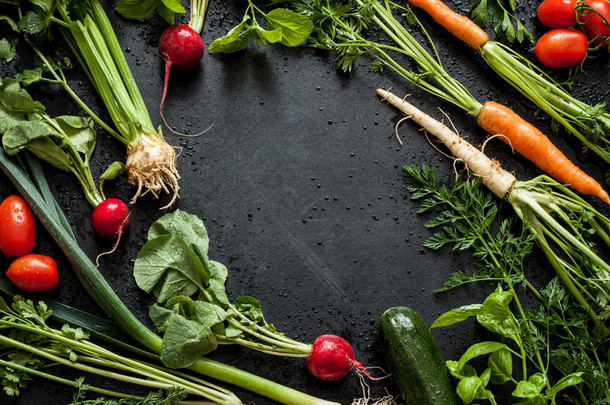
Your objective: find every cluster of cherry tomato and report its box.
[536,0,610,68]
[0,195,59,293]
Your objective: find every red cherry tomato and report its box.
[0,195,37,258]
[535,28,588,68]
[6,254,59,293]
[578,0,610,46]
[538,0,578,28]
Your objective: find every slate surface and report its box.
[0,1,608,404]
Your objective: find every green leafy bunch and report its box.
[115,0,186,25]
[133,210,312,370]
[0,77,105,206]
[209,0,314,52]
[403,165,610,404]
[469,0,532,44]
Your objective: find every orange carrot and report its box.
[407,0,489,49]
[477,101,610,204]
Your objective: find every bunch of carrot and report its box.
[406,0,610,175]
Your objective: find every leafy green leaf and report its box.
[100,161,126,181]
[264,8,313,46]
[457,375,484,403]
[54,115,96,159]
[147,210,211,269]
[115,0,185,25]
[158,305,219,368]
[477,287,520,343]
[209,17,251,53]
[488,348,513,384]
[457,341,507,371]
[16,68,44,86]
[0,38,17,62]
[133,234,209,303]
[470,0,532,44]
[432,304,484,328]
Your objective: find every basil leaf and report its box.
[264,8,313,46]
[547,372,583,396]
[488,348,513,384]
[209,17,251,53]
[133,234,209,303]
[457,341,507,371]
[456,376,482,403]
[432,304,484,327]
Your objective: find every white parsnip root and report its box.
[126,133,180,209]
[377,89,517,199]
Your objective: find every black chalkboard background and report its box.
[0,1,608,403]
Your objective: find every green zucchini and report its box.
[377,306,461,404]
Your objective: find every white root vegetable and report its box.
[378,88,610,323]
[377,89,517,199]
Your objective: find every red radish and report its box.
[7,254,59,293]
[307,334,368,381]
[158,24,204,113]
[91,198,130,240]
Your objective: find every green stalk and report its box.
[0,359,146,401]
[190,0,211,34]
[0,150,337,405]
[30,47,122,141]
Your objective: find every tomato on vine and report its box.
[577,0,610,46]
[538,0,578,28]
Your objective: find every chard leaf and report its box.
[264,8,313,46]
[209,17,251,53]
[0,38,17,62]
[133,234,209,303]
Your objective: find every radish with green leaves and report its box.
[14,0,181,208]
[134,210,372,381]
[0,78,130,242]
